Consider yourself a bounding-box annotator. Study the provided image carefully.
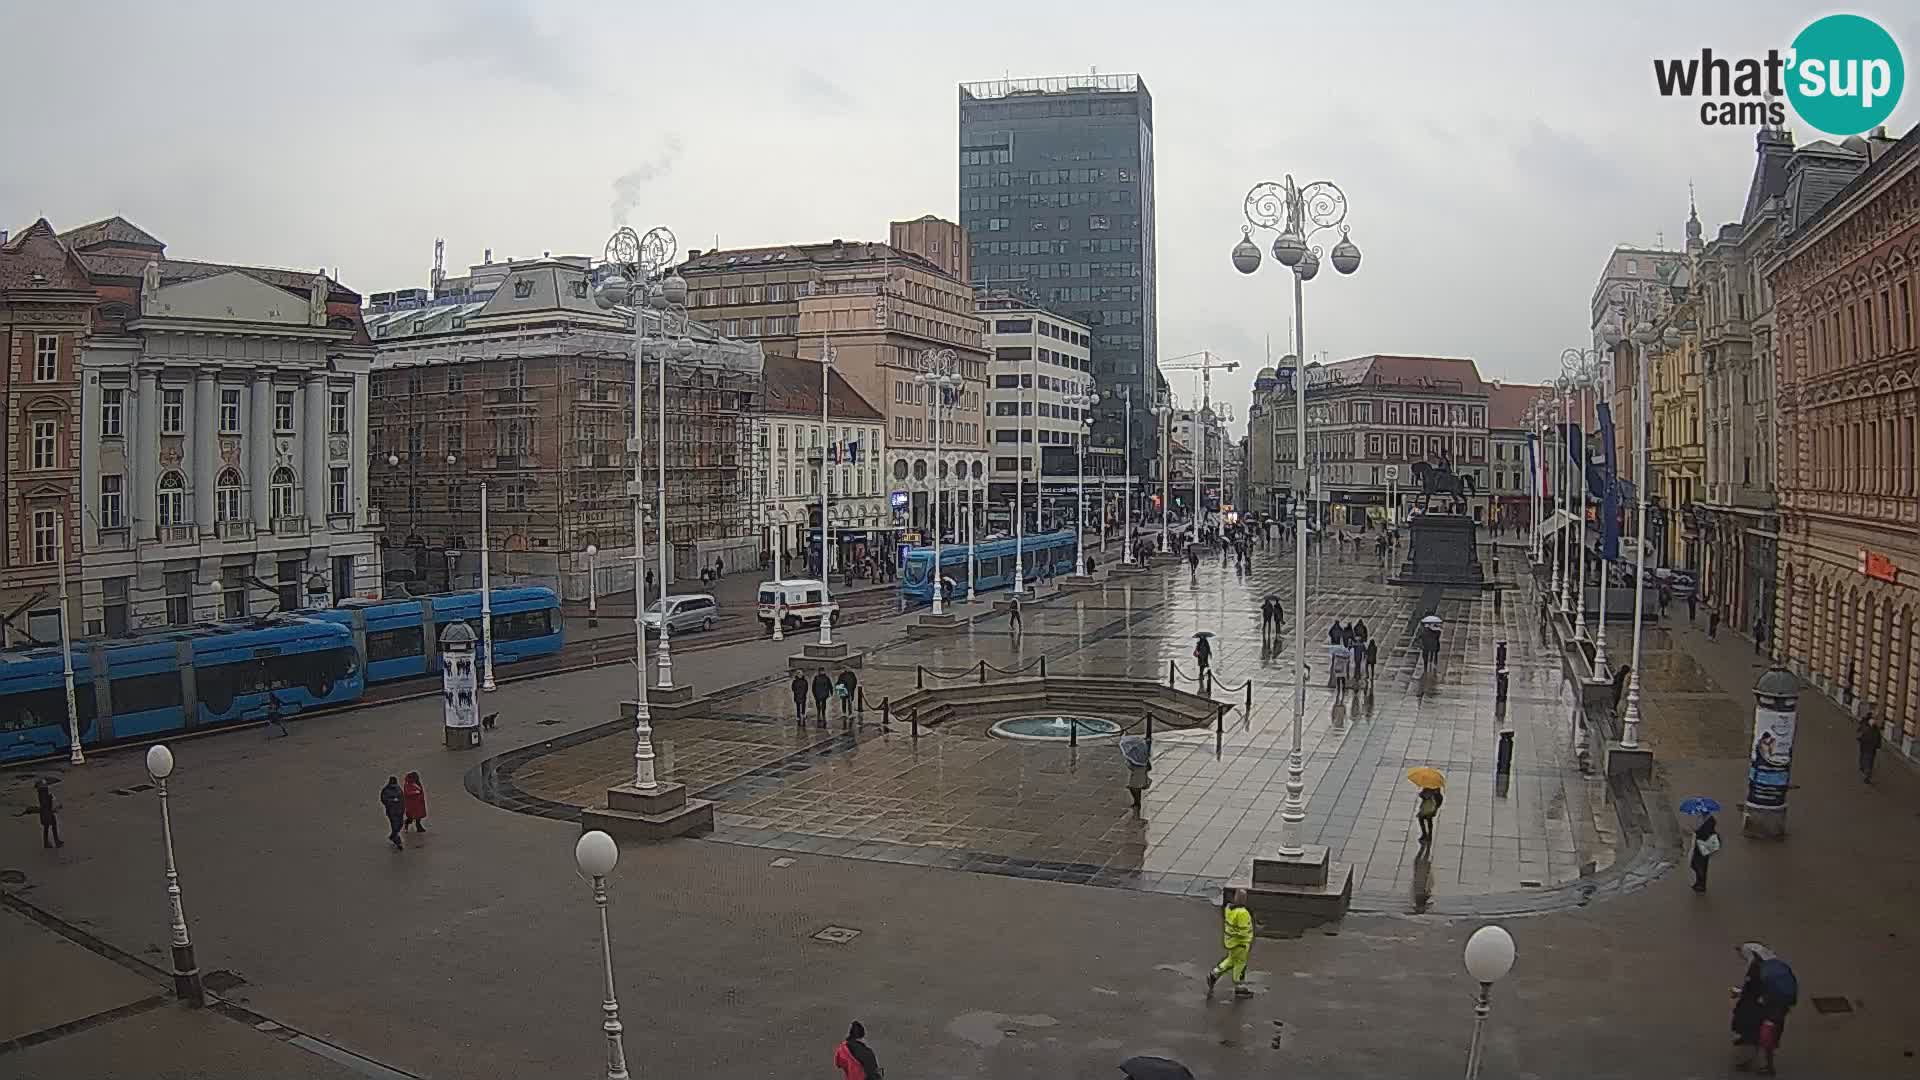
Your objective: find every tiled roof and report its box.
[77,252,360,303]
[760,353,883,421]
[56,216,165,254]
[1486,382,1550,430]
[0,219,93,292]
[681,240,944,278]
[1313,354,1487,392]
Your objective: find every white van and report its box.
[757,579,840,632]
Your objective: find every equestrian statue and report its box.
[1411,455,1476,515]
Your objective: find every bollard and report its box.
[1146,711,1154,748]
[911,710,920,740]
[881,698,890,732]
[1069,716,1079,748]
[1245,679,1253,718]
[1203,671,1213,698]
[1215,705,1224,759]
[917,665,924,690]
[1040,656,1048,679]
[978,659,987,685]
[1167,660,1175,688]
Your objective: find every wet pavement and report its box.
[501,540,1613,912]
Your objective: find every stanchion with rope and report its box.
[977,660,987,685]
[1216,703,1224,759]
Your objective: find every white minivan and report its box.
[757,579,840,632]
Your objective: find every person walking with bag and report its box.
[1415,785,1443,847]
[836,669,858,728]
[380,776,406,851]
[401,771,428,833]
[1690,813,1720,892]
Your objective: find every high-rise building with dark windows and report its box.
[958,74,1158,489]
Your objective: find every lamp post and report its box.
[915,348,961,615]
[1116,385,1135,562]
[1192,401,1207,546]
[1462,924,1517,1080]
[594,223,682,790]
[964,461,977,597]
[1583,328,1622,676]
[585,543,599,628]
[1153,390,1173,555]
[573,830,629,1080]
[1562,341,1609,642]
[56,513,81,764]
[1069,386,1097,575]
[144,744,203,1005]
[1621,322,1682,749]
[1552,375,1572,610]
[816,340,837,640]
[478,481,496,692]
[1233,173,1362,858]
[1013,344,1032,595]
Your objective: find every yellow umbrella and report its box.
[1406,767,1446,789]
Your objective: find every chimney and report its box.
[483,248,493,264]
[687,249,702,259]
[0,229,9,245]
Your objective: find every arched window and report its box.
[270,467,297,521]
[157,471,187,526]
[216,468,245,523]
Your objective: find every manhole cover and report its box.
[0,869,27,886]
[202,970,247,993]
[769,857,796,869]
[1811,996,1853,1014]
[536,718,562,726]
[811,925,861,944]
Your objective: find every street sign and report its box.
[1384,465,1399,480]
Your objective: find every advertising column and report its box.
[1742,665,1799,839]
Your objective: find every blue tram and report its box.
[899,531,1078,604]
[298,586,564,684]
[0,617,363,763]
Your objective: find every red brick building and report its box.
[0,221,94,645]
[1770,126,1920,755]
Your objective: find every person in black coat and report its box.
[810,671,834,729]
[836,669,859,726]
[35,778,62,848]
[790,674,810,728]
[380,776,406,851]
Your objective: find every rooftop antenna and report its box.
[430,238,445,300]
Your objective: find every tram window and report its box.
[113,672,183,713]
[0,685,98,731]
[368,626,426,661]
[493,610,553,641]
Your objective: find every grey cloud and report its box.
[787,68,856,112]
[413,0,587,94]
[610,135,686,226]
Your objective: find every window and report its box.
[270,467,297,520]
[219,388,242,432]
[330,391,350,433]
[30,509,57,564]
[31,334,60,382]
[221,565,249,619]
[165,570,194,626]
[102,578,129,636]
[116,670,184,710]
[157,471,187,526]
[766,284,786,302]
[30,419,57,469]
[161,389,184,434]
[368,626,425,662]
[274,389,296,432]
[1626,258,1639,274]
[446,424,463,453]
[100,388,124,436]
[447,369,465,393]
[216,468,245,523]
[100,474,124,529]
[330,467,350,515]
[276,559,303,611]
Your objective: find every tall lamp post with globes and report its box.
[593,223,685,790]
[914,348,962,615]
[1153,389,1173,554]
[1620,322,1683,750]
[1462,924,1516,1080]
[584,543,599,628]
[1562,338,1613,642]
[1110,384,1135,563]
[574,830,629,1080]
[144,744,203,1005]
[1232,173,1362,862]
[1069,386,1098,575]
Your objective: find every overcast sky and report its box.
[3,1,1913,435]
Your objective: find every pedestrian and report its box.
[1087,554,1097,575]
[1709,607,1721,639]
[1659,582,1672,617]
[700,567,711,587]
[1260,598,1276,640]
[1611,664,1632,715]
[714,556,724,582]
[834,1020,883,1080]
[1730,947,1794,1075]
[380,776,406,851]
[644,568,656,603]
[1351,639,1367,687]
[1008,593,1022,638]
[836,669,857,726]
[1858,715,1883,783]
[811,670,833,729]
[1495,639,1507,670]
[1415,785,1444,846]
[1187,546,1199,577]
[33,778,62,849]
[1754,617,1769,657]
[264,691,290,738]
[1688,592,1697,623]
[1331,640,1350,698]
[1205,888,1255,999]
[401,771,428,832]
[790,673,810,728]
[1365,639,1378,686]
[1689,813,1719,893]
[1126,746,1152,816]
[1193,635,1213,684]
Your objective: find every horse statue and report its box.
[1411,460,1476,515]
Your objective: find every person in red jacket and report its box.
[834,1021,882,1079]
[401,772,428,833]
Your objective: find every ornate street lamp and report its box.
[1067,386,1099,575]
[1620,322,1683,748]
[1232,174,1361,860]
[914,348,962,615]
[145,744,203,1005]
[573,831,629,1080]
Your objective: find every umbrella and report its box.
[1120,1056,1194,1080]
[1119,736,1152,769]
[1193,631,1215,639]
[1421,614,1443,628]
[1758,958,1798,1004]
[1679,796,1721,816]
[1406,766,1446,789]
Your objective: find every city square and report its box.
[5,5,1920,1079]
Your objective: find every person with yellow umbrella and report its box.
[1408,767,1446,847]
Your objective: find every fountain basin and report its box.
[989,714,1122,742]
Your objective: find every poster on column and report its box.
[1744,702,1796,809]
[443,652,480,729]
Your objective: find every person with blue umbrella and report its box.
[1681,797,1722,893]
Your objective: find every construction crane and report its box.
[1159,350,1239,413]
[1158,351,1240,525]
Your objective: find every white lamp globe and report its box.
[594,275,628,311]
[575,830,619,878]
[1463,924,1516,983]
[146,743,175,780]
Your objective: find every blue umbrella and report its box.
[1758,958,1798,1005]
[1119,736,1151,769]
[1679,796,1721,816]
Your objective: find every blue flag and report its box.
[1596,403,1620,560]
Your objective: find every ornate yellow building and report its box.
[1647,205,1708,570]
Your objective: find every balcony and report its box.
[218,519,254,541]
[272,517,309,538]
[160,524,199,545]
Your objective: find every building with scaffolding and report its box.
[363,252,763,601]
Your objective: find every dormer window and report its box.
[513,279,535,299]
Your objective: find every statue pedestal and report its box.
[1388,514,1485,587]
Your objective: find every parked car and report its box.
[640,594,720,636]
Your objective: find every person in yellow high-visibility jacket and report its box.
[1205,889,1255,998]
